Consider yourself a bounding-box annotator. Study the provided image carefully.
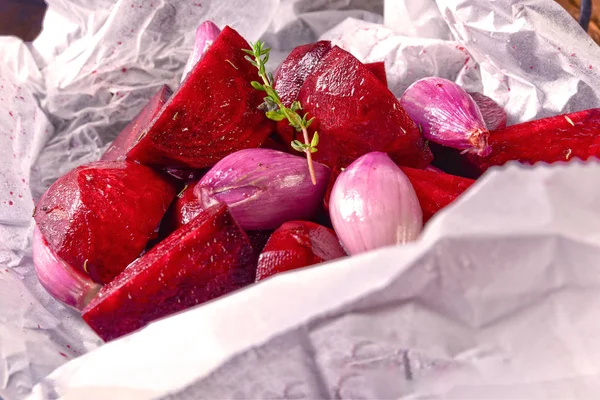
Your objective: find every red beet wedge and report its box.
[365,62,387,86]
[468,108,600,173]
[400,166,475,223]
[255,221,346,281]
[468,92,507,130]
[159,181,204,239]
[101,85,172,161]
[274,40,332,148]
[34,161,176,284]
[82,203,256,342]
[298,46,432,169]
[126,26,273,169]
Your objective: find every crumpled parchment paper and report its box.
[1,0,599,399]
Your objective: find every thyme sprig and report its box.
[243,41,318,185]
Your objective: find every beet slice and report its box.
[365,62,387,86]
[399,166,475,223]
[82,203,256,342]
[298,46,432,169]
[101,85,172,161]
[273,40,332,149]
[255,221,346,281]
[158,181,204,239]
[126,26,273,169]
[468,108,600,173]
[274,41,332,108]
[34,161,176,284]
[468,92,507,130]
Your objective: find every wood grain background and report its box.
[0,0,598,44]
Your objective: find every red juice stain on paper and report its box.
[59,352,68,358]
[91,70,97,74]
[571,53,576,57]
[590,65,593,69]
[117,41,122,45]
[18,195,22,198]
[9,111,13,117]
[37,324,40,328]
[464,56,470,64]
[121,67,127,73]
[9,192,13,195]
[8,201,13,206]
[194,2,202,6]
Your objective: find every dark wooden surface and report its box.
[0,0,47,42]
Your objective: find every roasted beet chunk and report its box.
[127,26,273,169]
[274,40,332,149]
[400,166,475,223]
[82,203,256,341]
[468,108,600,173]
[34,161,176,284]
[365,62,387,86]
[256,221,346,281]
[102,85,172,161]
[298,46,432,169]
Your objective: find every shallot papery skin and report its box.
[195,148,330,230]
[400,77,491,157]
[329,152,423,255]
[181,21,221,83]
[32,226,101,311]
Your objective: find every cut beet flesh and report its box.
[158,181,204,239]
[365,62,387,86]
[274,40,333,149]
[82,203,256,342]
[468,92,507,130]
[256,221,346,281]
[274,41,332,108]
[126,26,273,169]
[468,108,600,173]
[101,85,172,161]
[159,182,272,258]
[298,46,432,169]
[399,166,475,223]
[34,161,176,284]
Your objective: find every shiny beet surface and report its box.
[127,26,273,169]
[101,85,172,161]
[468,108,600,173]
[82,203,256,341]
[34,160,176,284]
[298,46,432,169]
[256,221,346,281]
[399,166,475,223]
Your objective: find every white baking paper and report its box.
[0,0,599,398]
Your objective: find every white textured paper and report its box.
[0,0,599,399]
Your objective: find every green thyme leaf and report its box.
[291,140,306,152]
[311,131,319,147]
[266,110,286,121]
[251,81,265,91]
